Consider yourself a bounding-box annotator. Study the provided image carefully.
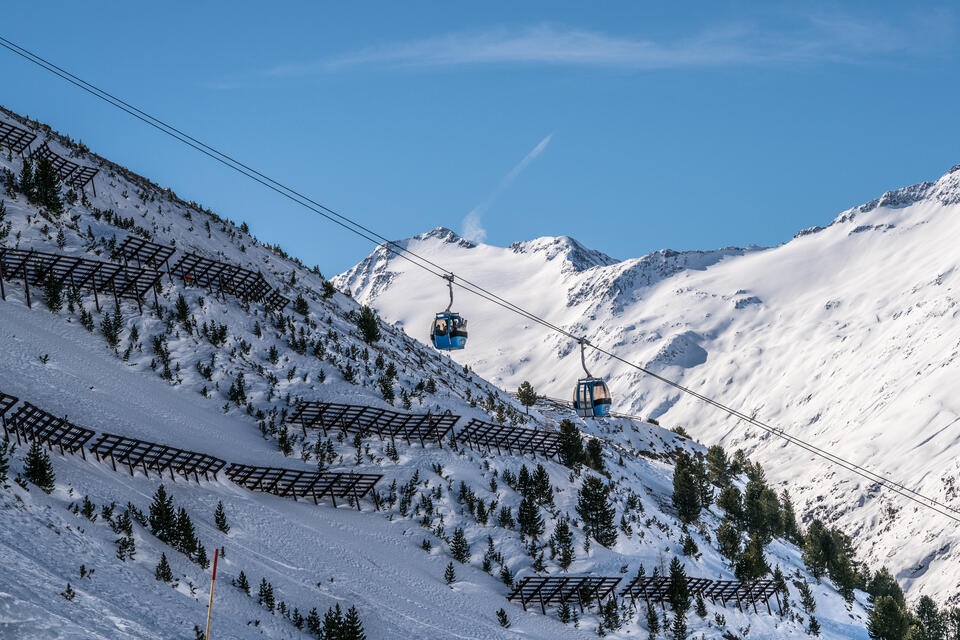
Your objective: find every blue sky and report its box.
[1,2,958,274]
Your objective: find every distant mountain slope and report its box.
[337,166,960,603]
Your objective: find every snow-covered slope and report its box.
[337,168,960,604]
[0,105,872,638]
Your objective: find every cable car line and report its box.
[4,35,958,524]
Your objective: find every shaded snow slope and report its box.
[337,168,960,604]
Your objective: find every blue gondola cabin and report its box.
[431,312,468,350]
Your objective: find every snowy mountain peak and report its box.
[508,235,618,271]
[835,163,960,224]
[413,226,477,249]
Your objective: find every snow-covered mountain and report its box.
[337,167,960,604]
[0,105,882,638]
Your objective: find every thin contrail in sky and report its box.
[462,133,552,243]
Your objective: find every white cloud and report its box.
[461,134,552,243]
[267,17,950,76]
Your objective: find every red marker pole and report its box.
[204,548,219,639]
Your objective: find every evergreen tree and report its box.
[175,507,198,557]
[734,534,770,581]
[557,419,584,467]
[559,600,572,624]
[705,444,731,486]
[532,464,553,506]
[681,532,698,556]
[915,595,945,640]
[646,601,660,637]
[148,485,177,544]
[672,452,702,524]
[550,518,576,570]
[0,436,10,488]
[868,595,910,640]
[306,608,322,636]
[356,306,381,344]
[517,496,544,540]
[0,200,10,242]
[497,505,515,529]
[516,381,537,413]
[61,582,76,601]
[798,580,816,614]
[23,441,55,493]
[667,557,691,615]
[670,612,688,640]
[695,593,707,618]
[867,567,905,609]
[43,271,64,313]
[716,518,741,564]
[18,158,34,201]
[235,570,251,595]
[258,578,276,612]
[292,294,309,316]
[584,438,605,473]
[175,294,190,324]
[576,476,617,547]
[497,608,510,628]
[779,490,803,544]
[802,519,830,581]
[444,561,456,585]
[450,527,470,563]
[115,510,136,561]
[214,500,230,534]
[808,616,821,637]
[342,605,366,640]
[196,544,209,569]
[155,553,173,582]
[323,604,345,637]
[33,156,63,213]
[717,484,744,524]
[743,476,780,544]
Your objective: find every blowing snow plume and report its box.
[461,133,552,243]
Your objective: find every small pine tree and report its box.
[867,595,909,640]
[667,557,691,615]
[196,544,210,569]
[258,578,275,612]
[342,605,366,640]
[497,608,510,628]
[451,527,470,563]
[292,294,309,316]
[356,306,381,344]
[214,500,230,533]
[695,593,707,618]
[516,381,537,414]
[323,604,345,637]
[43,272,64,312]
[444,562,456,585]
[808,616,821,637]
[235,570,251,595]
[681,532,698,556]
[551,518,576,570]
[799,580,816,614]
[672,452,702,524]
[0,436,13,488]
[148,485,176,544]
[23,441,55,493]
[576,475,617,547]
[558,419,584,467]
[646,600,660,636]
[155,553,173,582]
[60,582,76,601]
[517,496,544,540]
[175,507,198,557]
